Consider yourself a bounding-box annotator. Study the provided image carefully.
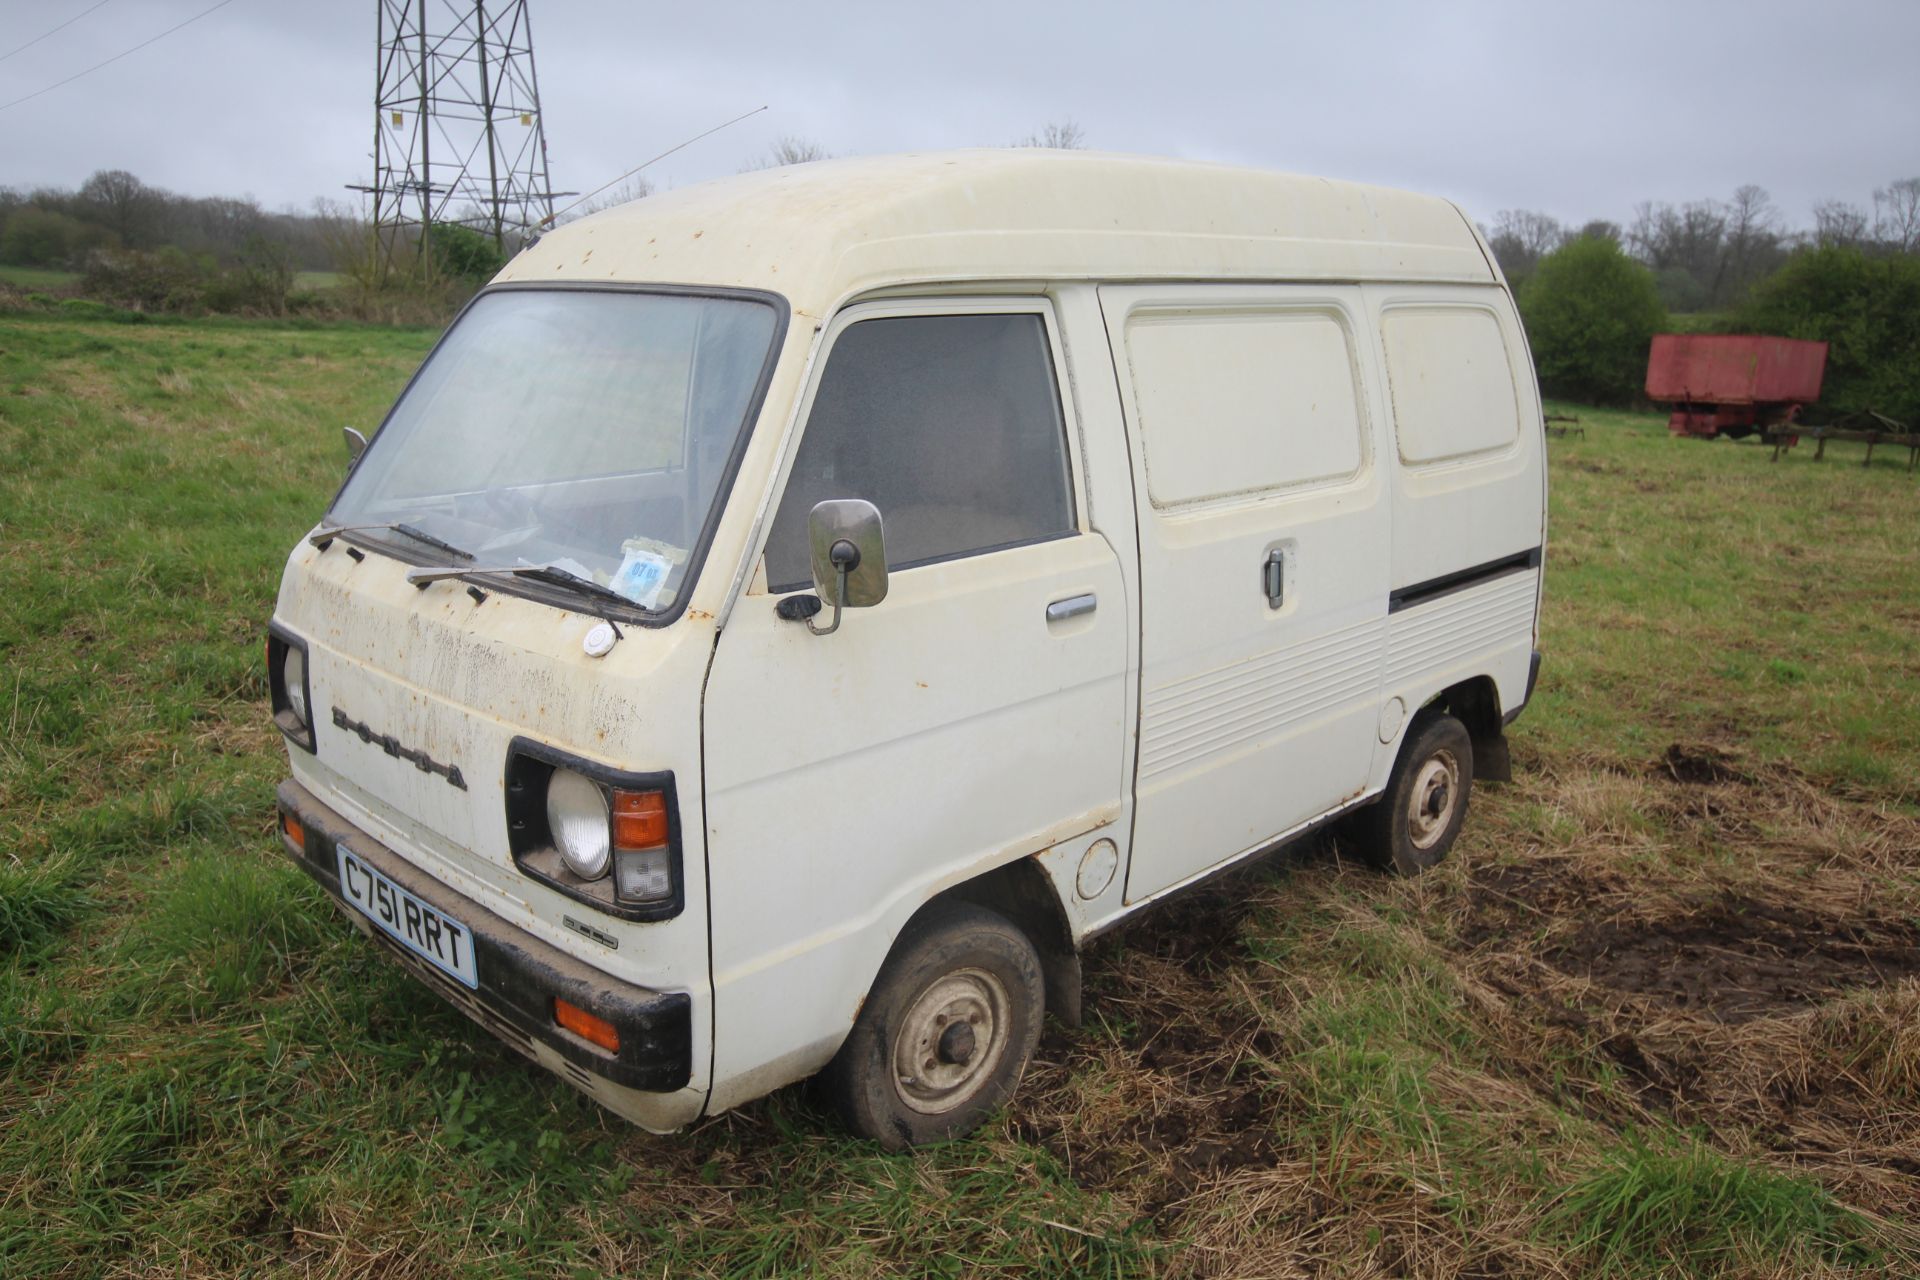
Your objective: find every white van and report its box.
[270,151,1544,1149]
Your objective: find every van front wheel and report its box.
[824,902,1044,1150]
[1353,712,1473,876]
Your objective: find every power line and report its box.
[545,105,769,226]
[0,0,114,65]
[0,0,240,114]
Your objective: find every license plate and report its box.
[336,846,479,989]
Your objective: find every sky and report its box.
[3,0,1917,233]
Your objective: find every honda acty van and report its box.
[270,151,1545,1148]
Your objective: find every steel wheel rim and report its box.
[892,967,1011,1115]
[1407,748,1461,851]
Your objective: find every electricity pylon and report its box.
[351,0,569,282]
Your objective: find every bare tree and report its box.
[1016,120,1087,149]
[1872,177,1920,253]
[1721,184,1784,302]
[566,176,653,221]
[1484,208,1563,285]
[749,136,830,170]
[1812,199,1870,248]
[1574,219,1622,245]
[1629,199,1732,307]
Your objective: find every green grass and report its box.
[0,264,79,289]
[1534,401,1920,801]
[1550,1132,1872,1275]
[2,313,1916,1276]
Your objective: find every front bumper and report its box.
[276,779,692,1094]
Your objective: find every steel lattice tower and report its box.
[352,0,568,280]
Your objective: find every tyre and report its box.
[1351,711,1473,876]
[824,902,1045,1150]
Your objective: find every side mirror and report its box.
[803,499,888,635]
[343,426,369,463]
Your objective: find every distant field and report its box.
[1,313,1916,1277]
[0,265,79,289]
[0,266,342,291]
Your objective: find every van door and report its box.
[699,300,1130,1105]
[1100,284,1391,902]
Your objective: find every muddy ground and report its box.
[1002,741,1920,1275]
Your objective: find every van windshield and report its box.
[329,288,780,615]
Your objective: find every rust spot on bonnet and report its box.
[686,608,713,621]
[692,230,704,239]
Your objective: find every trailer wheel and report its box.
[824,902,1044,1151]
[1353,711,1474,876]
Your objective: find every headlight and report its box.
[546,768,611,880]
[503,743,683,921]
[283,645,308,727]
[268,628,315,754]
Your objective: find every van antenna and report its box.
[541,104,770,228]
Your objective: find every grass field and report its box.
[0,266,341,292]
[2,311,1917,1278]
[0,265,81,290]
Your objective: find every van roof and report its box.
[497,150,1497,310]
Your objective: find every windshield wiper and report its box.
[310,521,472,561]
[406,561,646,612]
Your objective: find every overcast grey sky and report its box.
[4,0,1917,230]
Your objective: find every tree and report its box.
[1872,177,1920,253]
[1574,219,1622,246]
[1629,199,1727,308]
[1739,245,1920,424]
[427,222,507,283]
[1812,199,1871,249]
[1485,209,1564,289]
[1719,184,1785,305]
[78,169,163,250]
[565,176,653,222]
[0,207,102,266]
[1016,120,1086,149]
[750,136,829,170]
[1518,236,1667,404]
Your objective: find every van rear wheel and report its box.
[824,902,1044,1151]
[1353,711,1473,876]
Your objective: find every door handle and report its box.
[1046,593,1097,623]
[1264,549,1285,609]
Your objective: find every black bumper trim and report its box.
[276,779,692,1092]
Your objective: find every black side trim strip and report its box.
[1388,547,1541,615]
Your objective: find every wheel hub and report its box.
[1407,749,1461,851]
[936,1021,976,1065]
[892,967,1010,1115]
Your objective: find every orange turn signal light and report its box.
[282,813,305,852]
[611,789,668,851]
[553,997,620,1053]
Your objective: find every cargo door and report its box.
[1100,284,1391,902]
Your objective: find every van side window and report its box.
[765,313,1075,591]
[1122,308,1364,508]
[1379,307,1521,463]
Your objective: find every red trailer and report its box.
[1645,333,1828,438]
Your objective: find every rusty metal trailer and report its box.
[1646,333,1828,438]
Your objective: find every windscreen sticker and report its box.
[611,548,672,609]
